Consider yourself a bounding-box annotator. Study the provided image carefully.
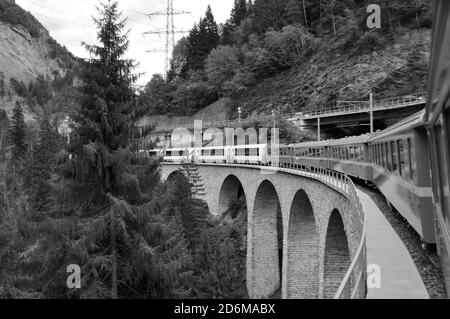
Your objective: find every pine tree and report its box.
[252,0,289,34]
[0,110,9,217]
[8,101,27,168]
[25,116,59,216]
[286,0,304,25]
[55,0,192,299]
[9,101,27,163]
[65,0,139,298]
[0,72,5,98]
[179,162,206,199]
[221,0,250,45]
[166,164,209,252]
[186,6,220,71]
[230,0,249,28]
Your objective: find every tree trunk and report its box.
[302,0,308,27]
[110,212,118,299]
[0,132,9,217]
[331,6,337,37]
[319,0,322,34]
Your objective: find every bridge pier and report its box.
[247,181,281,299]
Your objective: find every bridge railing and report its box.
[277,161,366,299]
[287,92,427,119]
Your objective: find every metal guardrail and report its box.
[286,92,427,119]
[160,156,367,299]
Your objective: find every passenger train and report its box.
[148,0,450,294]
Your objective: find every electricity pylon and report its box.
[144,0,190,77]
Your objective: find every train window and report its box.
[408,138,417,183]
[374,145,378,165]
[370,146,374,164]
[379,144,383,167]
[356,146,363,162]
[377,145,381,165]
[399,140,410,180]
[374,145,378,164]
[382,143,388,170]
[391,141,399,174]
[435,122,450,227]
[375,144,381,165]
[445,110,450,226]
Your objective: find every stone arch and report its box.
[218,175,247,216]
[250,180,282,299]
[285,189,320,299]
[166,170,187,184]
[323,209,351,299]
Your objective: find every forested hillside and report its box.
[139,0,432,118]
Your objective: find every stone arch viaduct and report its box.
[161,164,365,299]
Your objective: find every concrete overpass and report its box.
[287,93,426,140]
[160,163,366,299]
[138,92,426,145]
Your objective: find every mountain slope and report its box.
[0,0,78,120]
[232,29,431,119]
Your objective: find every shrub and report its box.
[9,78,28,98]
[205,46,241,95]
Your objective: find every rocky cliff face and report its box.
[0,0,77,120]
[0,22,64,88]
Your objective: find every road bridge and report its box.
[138,92,426,144]
[287,93,426,140]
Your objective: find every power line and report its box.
[20,0,93,23]
[31,12,96,30]
[77,0,156,28]
[144,0,190,77]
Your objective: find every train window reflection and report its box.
[378,144,382,165]
[384,143,389,170]
[445,109,450,227]
[356,146,363,162]
[375,145,379,165]
[437,121,450,227]
[399,140,410,179]
[409,138,417,182]
[391,141,399,174]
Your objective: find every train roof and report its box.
[369,109,426,142]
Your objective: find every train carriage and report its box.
[325,135,373,181]
[425,0,450,293]
[369,110,435,244]
[287,140,331,171]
